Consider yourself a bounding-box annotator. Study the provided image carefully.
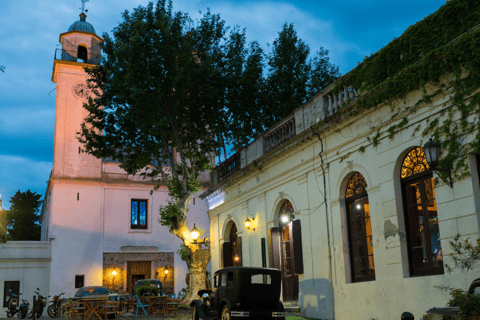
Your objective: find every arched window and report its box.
[230,224,241,266]
[345,172,375,282]
[77,45,88,62]
[401,147,443,276]
[278,200,303,301]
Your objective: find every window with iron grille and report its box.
[3,281,20,307]
[75,275,84,288]
[131,199,148,229]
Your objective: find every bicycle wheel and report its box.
[47,305,60,318]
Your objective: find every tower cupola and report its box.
[68,13,96,34]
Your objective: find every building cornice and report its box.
[51,59,95,83]
[59,30,103,44]
[50,176,169,189]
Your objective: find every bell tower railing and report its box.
[54,48,101,65]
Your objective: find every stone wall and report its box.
[103,252,175,294]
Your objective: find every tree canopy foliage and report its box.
[264,23,340,128]
[6,190,42,241]
[78,0,339,302]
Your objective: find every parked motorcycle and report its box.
[46,292,64,318]
[6,290,29,319]
[28,288,49,319]
[5,289,19,318]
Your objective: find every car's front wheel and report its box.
[220,304,231,320]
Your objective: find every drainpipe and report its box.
[310,126,334,320]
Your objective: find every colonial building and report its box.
[36,9,210,299]
[202,7,480,320]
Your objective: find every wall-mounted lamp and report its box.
[163,266,169,282]
[423,138,453,188]
[280,212,295,225]
[112,270,117,285]
[245,216,256,232]
[234,255,240,262]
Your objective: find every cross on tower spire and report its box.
[80,0,89,14]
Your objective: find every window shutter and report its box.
[292,219,304,274]
[261,238,267,268]
[222,242,233,268]
[268,227,281,270]
[237,237,243,266]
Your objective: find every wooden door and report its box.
[127,261,151,294]
[281,223,298,301]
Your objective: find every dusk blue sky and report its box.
[0,0,447,210]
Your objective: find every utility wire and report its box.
[311,126,334,320]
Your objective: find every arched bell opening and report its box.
[77,45,88,63]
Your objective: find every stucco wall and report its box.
[46,180,210,297]
[208,80,480,319]
[0,241,51,318]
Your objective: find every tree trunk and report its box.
[169,194,210,305]
[182,257,209,305]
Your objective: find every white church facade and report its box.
[38,11,210,299]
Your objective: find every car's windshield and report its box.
[135,280,162,288]
[84,287,110,296]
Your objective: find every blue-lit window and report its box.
[131,199,148,229]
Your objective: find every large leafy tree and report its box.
[265,23,340,128]
[78,0,340,301]
[6,190,42,241]
[221,29,266,153]
[79,0,239,302]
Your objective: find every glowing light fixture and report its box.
[245,216,256,231]
[190,224,209,245]
[281,212,295,225]
[112,270,117,286]
[191,224,200,241]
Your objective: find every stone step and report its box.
[284,306,301,313]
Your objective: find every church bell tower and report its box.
[51,0,103,179]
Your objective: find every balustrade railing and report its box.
[324,85,358,119]
[213,78,362,187]
[54,49,101,65]
[264,117,296,153]
[218,153,241,182]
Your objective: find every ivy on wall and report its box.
[330,0,480,184]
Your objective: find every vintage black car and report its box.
[191,267,287,319]
[422,278,480,320]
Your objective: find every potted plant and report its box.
[135,282,161,297]
[423,235,480,319]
